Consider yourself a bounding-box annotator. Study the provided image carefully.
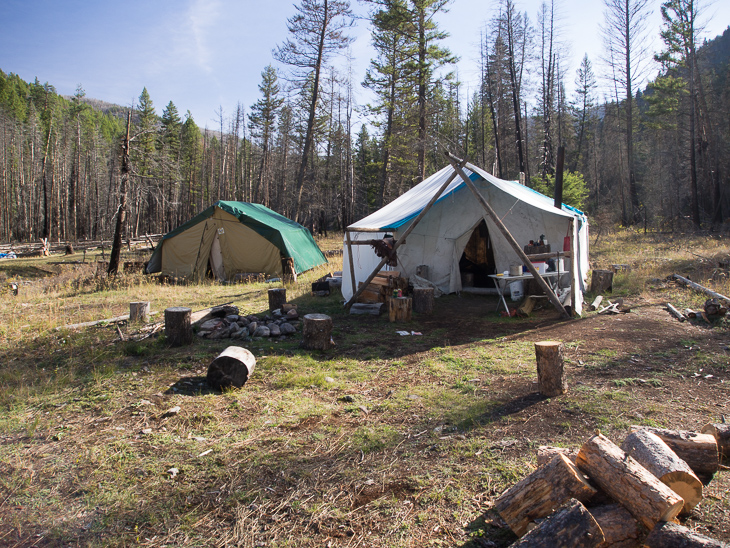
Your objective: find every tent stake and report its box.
[446,152,570,319]
[344,158,468,309]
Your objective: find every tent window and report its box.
[459,220,496,288]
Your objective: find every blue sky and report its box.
[1,0,728,130]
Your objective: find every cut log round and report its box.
[495,453,597,536]
[630,425,719,482]
[165,307,193,347]
[388,296,412,322]
[621,429,703,513]
[701,423,730,461]
[589,503,640,548]
[576,433,685,530]
[536,446,578,467]
[207,346,256,390]
[644,521,725,547]
[300,314,333,351]
[268,288,287,312]
[510,498,604,548]
[412,287,434,314]
[535,341,567,397]
[590,295,603,311]
[130,301,151,323]
[591,270,614,294]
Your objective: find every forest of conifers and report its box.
[0,0,728,244]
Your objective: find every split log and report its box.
[207,346,256,390]
[591,270,614,294]
[129,301,151,323]
[412,287,434,314]
[590,295,603,311]
[700,423,730,461]
[495,453,597,536]
[349,303,384,316]
[589,504,640,548]
[667,303,686,322]
[684,308,699,319]
[190,302,236,326]
[576,433,685,529]
[621,429,702,513]
[301,314,333,351]
[268,288,287,312]
[388,296,412,322]
[644,521,725,548]
[517,295,538,317]
[165,307,193,347]
[535,341,567,397]
[630,426,719,482]
[536,446,578,467]
[510,498,604,548]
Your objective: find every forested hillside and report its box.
[0,0,728,244]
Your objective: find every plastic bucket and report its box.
[509,280,524,301]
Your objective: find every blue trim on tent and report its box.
[382,172,482,230]
[375,171,586,232]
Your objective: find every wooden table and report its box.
[488,272,560,313]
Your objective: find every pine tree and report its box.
[249,65,284,207]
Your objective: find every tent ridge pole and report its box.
[446,152,570,319]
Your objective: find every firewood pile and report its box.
[357,270,408,304]
[493,422,730,547]
[195,304,301,341]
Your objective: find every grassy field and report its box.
[0,229,729,547]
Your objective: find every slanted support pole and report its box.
[446,152,570,319]
[346,231,356,297]
[344,157,468,309]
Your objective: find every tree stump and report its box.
[388,296,412,322]
[268,288,287,312]
[621,429,703,513]
[535,341,567,397]
[129,301,151,323]
[510,499,604,548]
[301,314,333,351]
[207,346,256,390]
[644,521,725,548]
[576,433,685,530]
[701,423,730,461]
[591,269,613,294]
[630,425,719,482]
[165,307,193,346]
[412,287,434,314]
[495,454,597,536]
[589,504,640,548]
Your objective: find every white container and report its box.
[509,264,522,276]
[532,261,547,274]
[509,280,524,301]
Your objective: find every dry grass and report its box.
[0,229,729,547]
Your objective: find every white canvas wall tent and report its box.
[342,161,589,314]
[146,201,327,281]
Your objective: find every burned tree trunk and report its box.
[268,288,287,312]
[108,111,132,275]
[412,288,434,314]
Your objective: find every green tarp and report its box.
[146,201,327,279]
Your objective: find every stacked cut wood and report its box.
[356,270,408,304]
[493,424,727,547]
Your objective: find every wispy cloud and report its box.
[184,0,222,73]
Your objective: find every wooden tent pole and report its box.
[346,231,356,296]
[344,158,467,309]
[446,153,570,319]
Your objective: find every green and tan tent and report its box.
[146,201,327,281]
